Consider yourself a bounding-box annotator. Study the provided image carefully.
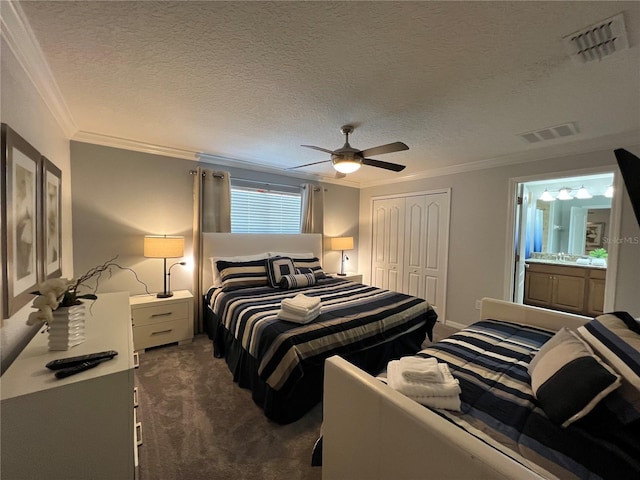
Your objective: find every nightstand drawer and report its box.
[131,302,189,327]
[133,318,191,350]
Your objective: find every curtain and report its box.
[300,183,324,234]
[192,168,231,334]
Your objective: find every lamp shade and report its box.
[144,236,184,258]
[331,236,354,251]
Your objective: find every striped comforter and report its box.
[208,278,436,394]
[418,319,640,479]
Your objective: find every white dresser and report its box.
[130,290,194,351]
[0,292,137,480]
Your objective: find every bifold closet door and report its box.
[371,197,405,292]
[403,193,450,317]
[371,191,450,319]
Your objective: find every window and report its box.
[230,180,302,233]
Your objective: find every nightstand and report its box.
[332,272,363,283]
[130,290,194,351]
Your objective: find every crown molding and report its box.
[73,131,198,161]
[359,130,640,189]
[0,0,77,137]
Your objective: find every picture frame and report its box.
[585,222,604,248]
[42,156,62,279]
[1,123,43,319]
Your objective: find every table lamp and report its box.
[144,235,185,298]
[330,236,354,276]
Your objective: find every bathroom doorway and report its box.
[507,170,621,316]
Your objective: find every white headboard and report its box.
[201,233,323,290]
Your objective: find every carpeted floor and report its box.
[136,321,458,480]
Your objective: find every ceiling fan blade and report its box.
[359,142,409,158]
[301,145,336,155]
[335,171,347,179]
[362,158,406,172]
[288,159,331,170]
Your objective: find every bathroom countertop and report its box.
[525,258,607,269]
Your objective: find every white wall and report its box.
[359,146,640,327]
[70,142,361,296]
[1,37,73,372]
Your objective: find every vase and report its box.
[48,304,86,351]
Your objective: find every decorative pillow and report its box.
[279,273,317,290]
[217,259,269,291]
[528,327,622,427]
[265,257,296,288]
[578,312,640,424]
[210,253,269,287]
[292,257,326,279]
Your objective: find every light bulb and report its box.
[539,189,555,201]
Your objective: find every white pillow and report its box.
[209,253,269,287]
[268,252,314,259]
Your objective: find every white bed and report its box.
[321,298,591,480]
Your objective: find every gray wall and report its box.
[359,146,640,327]
[1,37,73,372]
[70,142,361,296]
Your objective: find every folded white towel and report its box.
[281,294,321,315]
[387,361,461,398]
[407,393,461,411]
[277,305,321,324]
[398,356,443,383]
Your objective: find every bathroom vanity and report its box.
[524,259,605,316]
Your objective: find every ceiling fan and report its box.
[290,125,408,178]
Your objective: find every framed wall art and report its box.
[1,123,43,319]
[585,222,604,248]
[42,156,62,279]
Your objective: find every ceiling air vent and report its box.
[564,13,629,64]
[519,122,580,144]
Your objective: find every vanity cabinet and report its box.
[524,262,605,316]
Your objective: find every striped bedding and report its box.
[417,319,640,479]
[208,277,436,396]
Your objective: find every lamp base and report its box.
[156,292,174,298]
[337,273,347,276]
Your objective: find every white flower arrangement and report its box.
[28,256,148,327]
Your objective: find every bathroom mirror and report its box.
[534,197,611,255]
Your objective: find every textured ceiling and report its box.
[16,1,640,186]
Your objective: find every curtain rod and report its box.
[189,170,225,179]
[189,170,324,191]
[232,177,325,192]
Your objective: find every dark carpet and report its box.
[136,322,458,480]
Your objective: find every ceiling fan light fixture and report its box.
[333,159,361,174]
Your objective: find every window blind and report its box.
[231,184,302,233]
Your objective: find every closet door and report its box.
[403,192,450,318]
[371,197,405,292]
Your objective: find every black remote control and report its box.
[46,350,118,370]
[54,358,112,379]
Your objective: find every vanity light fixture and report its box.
[556,187,573,200]
[604,185,614,198]
[575,185,592,199]
[539,189,556,202]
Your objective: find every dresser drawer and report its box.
[131,302,189,327]
[133,318,191,350]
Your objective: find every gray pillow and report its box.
[528,327,621,427]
